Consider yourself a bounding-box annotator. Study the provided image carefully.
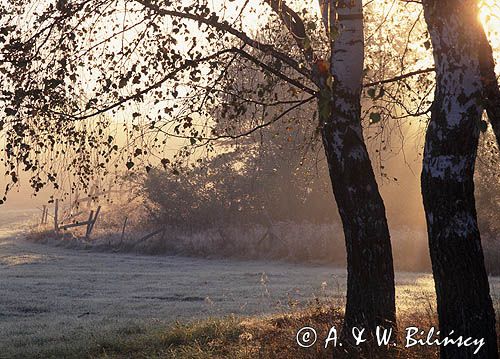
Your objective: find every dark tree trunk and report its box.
[316,0,396,337]
[421,1,498,358]
[477,22,500,146]
[319,95,396,334]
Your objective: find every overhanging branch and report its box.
[47,49,237,120]
[263,0,315,63]
[363,67,435,88]
[135,0,312,80]
[231,47,317,96]
[157,95,316,145]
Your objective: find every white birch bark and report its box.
[330,0,364,94]
[421,1,498,357]
[315,0,396,339]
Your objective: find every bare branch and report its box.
[263,0,315,63]
[208,94,314,139]
[230,47,317,96]
[192,84,310,107]
[157,95,316,144]
[363,67,435,88]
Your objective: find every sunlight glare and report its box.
[479,0,500,72]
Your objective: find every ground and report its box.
[0,211,499,358]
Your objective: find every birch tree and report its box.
[421,0,498,357]
[0,0,397,336]
[316,0,395,335]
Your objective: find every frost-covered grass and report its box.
[30,220,500,275]
[26,197,500,274]
[1,228,500,358]
[2,209,500,358]
[7,304,496,358]
[29,220,435,272]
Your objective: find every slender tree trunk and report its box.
[421,1,498,358]
[316,0,396,336]
[477,22,500,145]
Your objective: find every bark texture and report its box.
[421,1,498,358]
[317,0,396,336]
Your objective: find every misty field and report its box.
[0,212,498,358]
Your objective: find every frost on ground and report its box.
[0,211,499,358]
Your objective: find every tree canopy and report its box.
[0,0,445,202]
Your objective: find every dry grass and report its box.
[85,304,446,359]
[26,197,500,275]
[4,299,499,358]
[87,296,500,359]
[27,221,433,272]
[94,302,500,359]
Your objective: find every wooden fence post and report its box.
[73,188,80,214]
[85,210,94,239]
[54,200,59,232]
[120,217,128,244]
[41,205,46,225]
[85,206,101,239]
[90,206,101,233]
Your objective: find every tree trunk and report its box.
[421,1,498,358]
[317,0,396,336]
[477,20,500,146]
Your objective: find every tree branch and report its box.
[363,67,435,88]
[230,47,317,96]
[48,49,237,120]
[158,95,316,145]
[318,0,335,37]
[192,84,311,107]
[263,0,315,63]
[134,0,312,80]
[209,94,315,139]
